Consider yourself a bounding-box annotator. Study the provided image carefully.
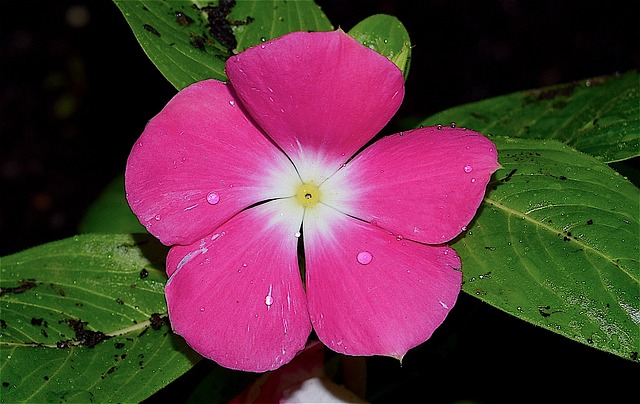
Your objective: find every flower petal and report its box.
[303,204,462,359]
[125,79,299,246]
[226,30,404,182]
[322,126,500,244]
[165,199,310,372]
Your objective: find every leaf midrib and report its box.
[483,196,636,282]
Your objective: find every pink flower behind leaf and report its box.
[125,29,499,372]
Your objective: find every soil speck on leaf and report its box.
[57,319,110,348]
[0,279,37,296]
[195,0,253,52]
[149,313,169,330]
[143,24,160,37]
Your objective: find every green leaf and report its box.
[78,174,146,234]
[348,14,411,79]
[231,0,333,52]
[451,136,639,361]
[421,71,639,163]
[113,0,333,90]
[0,234,201,402]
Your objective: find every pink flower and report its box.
[125,30,499,372]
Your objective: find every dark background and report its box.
[1,0,638,402]
[2,0,638,257]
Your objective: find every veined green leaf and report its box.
[231,0,333,52]
[348,14,411,79]
[451,136,639,361]
[0,234,200,402]
[422,71,639,163]
[113,0,333,90]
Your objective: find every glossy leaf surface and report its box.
[348,14,411,79]
[446,135,639,361]
[423,71,639,163]
[113,0,333,89]
[0,234,201,402]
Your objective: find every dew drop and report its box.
[356,251,373,265]
[294,231,301,238]
[229,100,235,106]
[436,124,443,130]
[206,192,220,205]
[260,37,266,42]
[450,122,457,128]
[199,307,205,312]
[154,214,161,221]
[464,165,473,173]
[265,285,274,307]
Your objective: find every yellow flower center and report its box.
[295,182,321,208]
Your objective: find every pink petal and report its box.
[226,30,404,182]
[165,199,311,372]
[303,204,462,359]
[125,79,298,246]
[322,126,500,244]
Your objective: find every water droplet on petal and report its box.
[260,37,266,42]
[450,122,457,128]
[207,192,220,205]
[357,251,373,265]
[229,100,235,106]
[199,307,205,312]
[154,214,161,221]
[436,124,443,130]
[294,231,301,238]
[464,165,473,173]
[265,285,274,307]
